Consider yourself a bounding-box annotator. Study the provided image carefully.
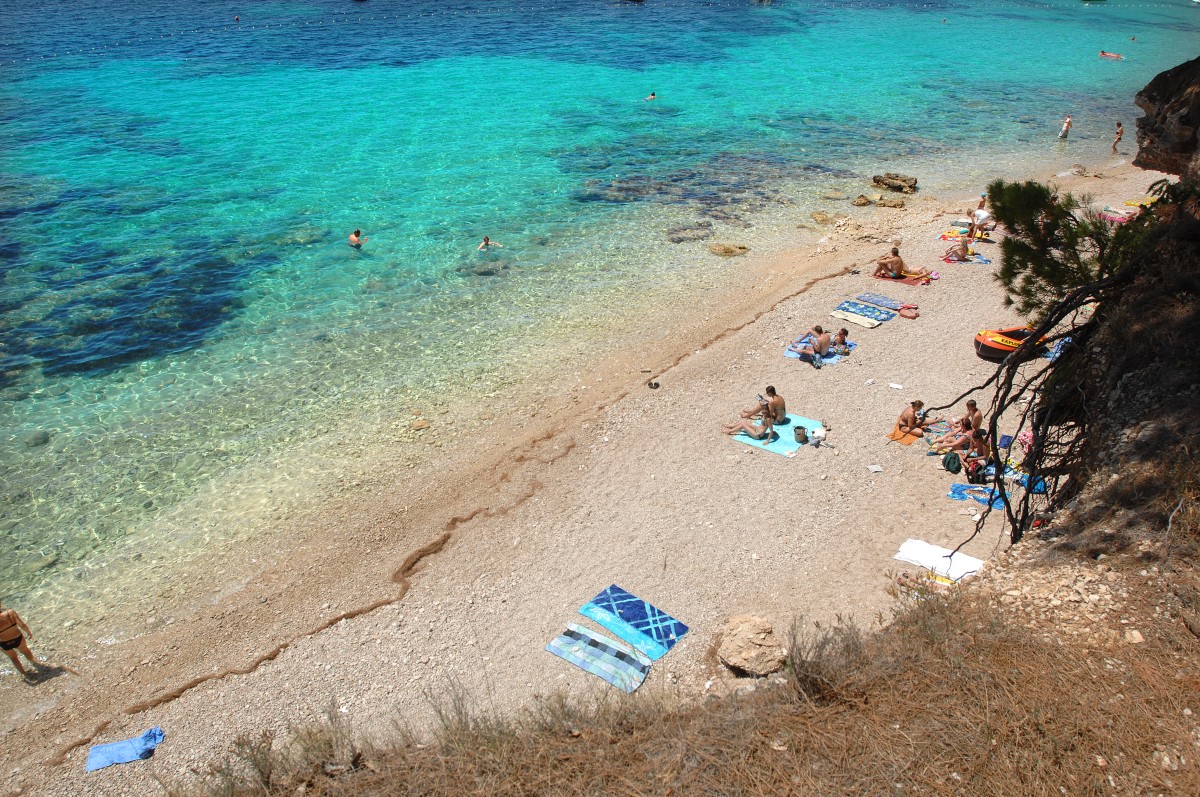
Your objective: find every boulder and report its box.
[811,211,833,225]
[871,172,918,194]
[875,197,906,209]
[1133,54,1200,180]
[23,430,50,448]
[717,615,787,676]
[666,222,714,244]
[709,243,749,257]
[850,195,872,207]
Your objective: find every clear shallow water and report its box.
[2,0,1198,617]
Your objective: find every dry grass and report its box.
[174,577,1200,797]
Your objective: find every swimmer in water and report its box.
[348,229,367,249]
[478,235,503,251]
[644,92,656,101]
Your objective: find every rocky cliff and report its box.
[1134,54,1200,180]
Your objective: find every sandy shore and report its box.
[0,159,1169,796]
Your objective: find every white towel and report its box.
[894,539,985,582]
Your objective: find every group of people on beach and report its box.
[897,398,991,469]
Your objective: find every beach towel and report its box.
[579,584,688,661]
[1044,336,1071,361]
[834,300,896,322]
[948,483,1004,509]
[1124,197,1154,207]
[86,727,165,772]
[998,434,1014,449]
[784,334,857,364]
[856,292,903,311]
[830,309,881,329]
[922,420,951,441]
[943,254,992,265]
[733,414,824,458]
[886,423,922,445]
[873,273,926,287]
[894,539,985,582]
[545,623,651,693]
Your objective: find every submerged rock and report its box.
[666,222,714,243]
[23,430,50,448]
[811,211,833,225]
[851,195,872,207]
[717,615,786,676]
[709,243,749,257]
[876,197,906,209]
[872,172,918,193]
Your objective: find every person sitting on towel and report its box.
[944,235,972,262]
[830,327,851,355]
[873,247,906,278]
[964,429,990,466]
[739,385,786,423]
[723,404,776,440]
[788,325,832,364]
[950,399,985,435]
[931,418,974,453]
[896,400,929,437]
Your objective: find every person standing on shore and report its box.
[0,601,44,680]
[1112,121,1123,153]
[348,229,367,249]
[1059,114,1072,140]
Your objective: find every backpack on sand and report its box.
[942,452,963,475]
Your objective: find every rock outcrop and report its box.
[851,195,872,207]
[709,243,749,257]
[872,173,918,193]
[1134,54,1200,180]
[717,615,787,676]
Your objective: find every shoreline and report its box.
[1,154,1169,794]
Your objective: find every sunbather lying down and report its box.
[930,418,974,453]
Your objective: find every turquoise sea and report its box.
[2,0,1198,624]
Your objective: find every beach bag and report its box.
[966,460,986,484]
[942,452,963,475]
[794,426,809,445]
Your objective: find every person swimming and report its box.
[478,235,503,251]
[348,229,367,249]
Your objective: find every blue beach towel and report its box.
[1044,336,1071,361]
[834,300,896,322]
[947,483,1003,509]
[968,254,993,264]
[733,414,823,457]
[545,623,651,693]
[855,292,903,311]
[579,585,688,661]
[784,335,857,364]
[86,727,165,772]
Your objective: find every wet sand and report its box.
[0,159,1169,796]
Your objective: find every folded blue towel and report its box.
[87,727,165,772]
[834,300,896,322]
[855,292,903,311]
[579,584,688,661]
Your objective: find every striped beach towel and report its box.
[546,623,651,693]
[579,585,688,661]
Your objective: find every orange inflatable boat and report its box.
[974,327,1046,361]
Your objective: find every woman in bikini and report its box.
[0,601,42,679]
[723,403,776,440]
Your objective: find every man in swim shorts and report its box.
[740,385,786,423]
[0,601,43,679]
[1059,114,1072,139]
[873,247,906,278]
[788,325,832,366]
[348,229,367,249]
